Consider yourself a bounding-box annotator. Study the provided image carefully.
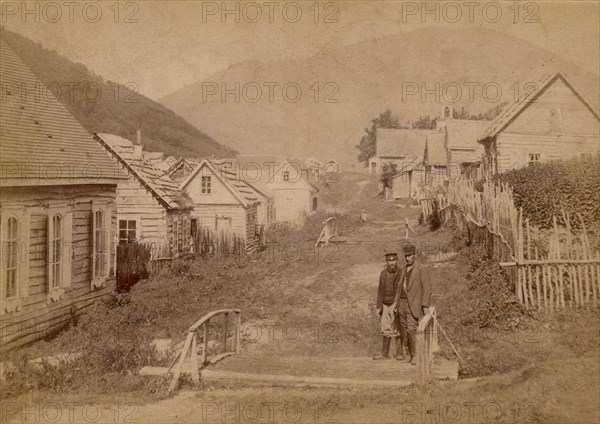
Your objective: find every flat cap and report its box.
[384,252,398,258]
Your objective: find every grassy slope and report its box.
[3,172,598,423]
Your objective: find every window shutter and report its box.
[0,213,5,301]
[47,212,54,291]
[91,202,96,282]
[104,203,112,277]
[19,210,30,297]
[62,211,73,288]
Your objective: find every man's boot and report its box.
[408,332,417,365]
[373,336,391,360]
[396,327,407,360]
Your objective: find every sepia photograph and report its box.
[0,1,599,423]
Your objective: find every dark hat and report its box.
[384,252,398,258]
[403,244,416,255]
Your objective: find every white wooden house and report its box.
[0,40,124,351]
[180,159,262,252]
[478,72,600,176]
[266,161,319,225]
[94,134,194,257]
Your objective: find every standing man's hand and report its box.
[391,302,397,314]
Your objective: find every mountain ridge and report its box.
[0,28,237,160]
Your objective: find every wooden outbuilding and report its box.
[0,40,125,351]
[94,134,194,258]
[478,72,600,176]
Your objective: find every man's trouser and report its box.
[380,304,399,337]
[398,298,418,358]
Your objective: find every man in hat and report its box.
[373,252,404,360]
[394,243,432,365]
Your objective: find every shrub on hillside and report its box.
[491,156,600,232]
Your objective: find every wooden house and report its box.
[478,73,600,176]
[0,40,125,351]
[180,159,262,252]
[437,118,490,181]
[265,161,319,225]
[369,128,444,174]
[94,134,194,257]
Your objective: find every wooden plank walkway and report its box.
[141,355,458,387]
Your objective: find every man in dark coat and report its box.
[373,252,404,360]
[394,243,432,365]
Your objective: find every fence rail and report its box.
[423,180,600,310]
[168,309,241,393]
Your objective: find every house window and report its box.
[50,214,62,289]
[118,219,137,244]
[92,204,111,287]
[95,211,106,277]
[283,171,290,182]
[173,218,179,253]
[312,197,318,212]
[5,217,18,299]
[528,153,540,166]
[47,207,73,300]
[202,176,212,193]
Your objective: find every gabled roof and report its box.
[376,128,442,159]
[0,39,122,186]
[95,133,193,210]
[445,120,490,149]
[479,72,600,141]
[167,157,201,181]
[181,159,261,207]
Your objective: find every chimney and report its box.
[133,129,143,157]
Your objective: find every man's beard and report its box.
[387,264,397,272]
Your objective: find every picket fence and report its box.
[421,180,600,310]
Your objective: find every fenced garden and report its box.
[420,157,600,311]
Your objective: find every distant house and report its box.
[180,159,263,252]
[369,128,444,174]
[266,161,319,225]
[478,72,600,176]
[94,134,194,257]
[0,41,125,351]
[437,118,490,180]
[389,133,446,199]
[218,155,318,226]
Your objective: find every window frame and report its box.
[47,206,73,302]
[528,153,541,167]
[0,207,30,314]
[201,176,212,194]
[91,202,112,289]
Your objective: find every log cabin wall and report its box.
[0,185,117,352]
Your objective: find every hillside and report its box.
[160,27,599,170]
[0,28,236,159]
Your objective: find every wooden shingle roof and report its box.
[95,133,193,210]
[0,39,123,186]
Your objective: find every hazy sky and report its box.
[3,1,599,100]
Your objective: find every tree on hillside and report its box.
[356,110,401,166]
[380,162,398,189]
